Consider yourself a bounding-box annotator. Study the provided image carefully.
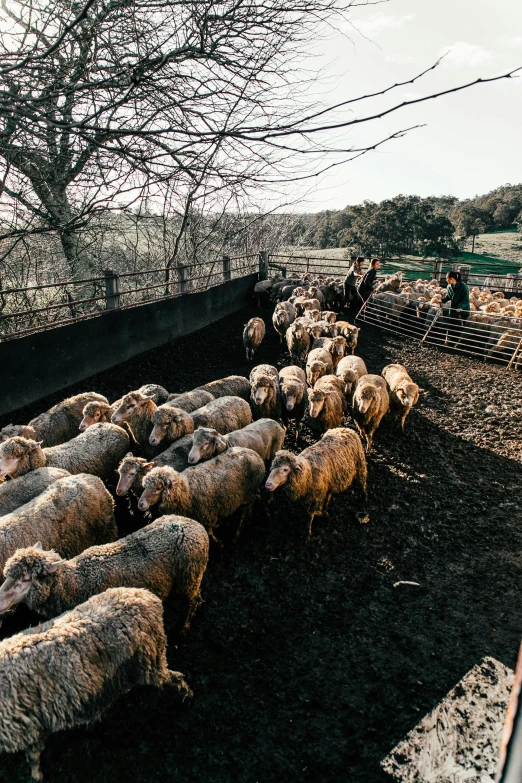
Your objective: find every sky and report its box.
[289,0,522,211]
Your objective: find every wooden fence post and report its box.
[432,259,443,283]
[222,254,231,282]
[258,250,269,281]
[103,269,120,309]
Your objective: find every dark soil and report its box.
[1,304,522,783]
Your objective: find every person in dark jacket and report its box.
[358,258,381,309]
[343,257,364,310]
[441,270,471,345]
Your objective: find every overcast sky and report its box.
[290,0,522,211]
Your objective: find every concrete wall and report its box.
[0,274,256,416]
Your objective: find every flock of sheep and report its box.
[369,272,522,361]
[0,270,423,781]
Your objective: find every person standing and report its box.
[358,258,381,309]
[441,270,470,346]
[343,257,364,311]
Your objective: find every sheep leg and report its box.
[235,500,254,542]
[26,742,45,782]
[164,670,194,702]
[304,508,317,543]
[208,527,224,548]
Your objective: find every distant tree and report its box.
[450,204,490,253]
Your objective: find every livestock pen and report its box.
[0,298,521,783]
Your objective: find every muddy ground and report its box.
[1,304,521,783]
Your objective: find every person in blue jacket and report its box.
[441,270,470,345]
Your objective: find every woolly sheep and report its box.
[312,336,347,369]
[352,375,390,452]
[0,424,129,480]
[272,304,296,343]
[0,467,70,517]
[196,375,251,401]
[115,435,194,496]
[308,286,325,306]
[321,311,337,323]
[335,356,368,400]
[316,319,338,337]
[243,317,266,360]
[278,365,307,438]
[188,419,285,465]
[0,515,209,632]
[0,473,117,576]
[307,309,321,322]
[307,374,346,435]
[249,365,282,421]
[0,587,191,781]
[0,392,108,447]
[149,405,194,447]
[306,347,333,387]
[149,396,252,448]
[161,389,214,413]
[138,447,266,544]
[265,427,367,541]
[111,391,160,458]
[334,322,359,354]
[381,364,422,430]
[286,322,311,365]
[79,400,115,431]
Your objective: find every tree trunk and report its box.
[471,234,475,254]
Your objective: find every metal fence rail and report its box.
[356,297,522,369]
[0,254,258,341]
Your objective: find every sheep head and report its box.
[394,381,420,410]
[139,465,178,510]
[111,391,155,424]
[354,384,377,415]
[330,336,347,357]
[80,401,112,431]
[0,437,42,478]
[265,450,304,491]
[306,361,328,388]
[0,544,65,614]
[0,424,37,442]
[307,387,327,418]
[149,405,191,446]
[337,367,358,397]
[116,453,151,495]
[251,376,275,406]
[188,427,226,464]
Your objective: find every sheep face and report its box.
[139,467,175,510]
[331,336,347,357]
[188,428,226,464]
[281,383,299,411]
[339,369,358,397]
[395,382,419,410]
[116,453,149,496]
[308,389,326,418]
[308,309,321,322]
[252,377,274,406]
[0,424,37,442]
[149,407,186,446]
[307,324,324,340]
[321,311,336,324]
[80,402,107,431]
[307,361,328,387]
[111,392,153,424]
[354,385,376,415]
[265,451,302,491]
[0,437,41,478]
[0,545,63,614]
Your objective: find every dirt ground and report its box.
[1,303,522,783]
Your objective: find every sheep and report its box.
[0,392,108,447]
[352,375,390,452]
[0,423,130,480]
[79,400,115,431]
[134,383,170,404]
[286,322,311,365]
[335,321,360,354]
[278,365,307,438]
[272,303,296,343]
[0,467,70,517]
[111,391,160,458]
[265,427,367,541]
[243,317,266,360]
[319,284,339,309]
[321,310,337,323]
[0,515,209,632]
[0,587,191,782]
[308,286,325,306]
[307,375,346,435]
[164,389,214,413]
[381,364,422,429]
[138,447,266,544]
[115,435,194,496]
[301,298,321,314]
[149,396,252,448]
[312,336,347,369]
[249,364,282,421]
[335,356,368,401]
[307,309,321,322]
[0,473,117,576]
[316,319,338,337]
[188,419,285,465]
[149,405,194,447]
[196,375,250,401]
[306,347,334,387]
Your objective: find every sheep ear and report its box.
[46,559,65,574]
[142,462,154,472]
[294,463,303,473]
[125,451,134,458]
[34,541,43,550]
[29,441,43,451]
[137,396,155,405]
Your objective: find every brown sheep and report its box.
[0,467,70,517]
[316,319,338,337]
[0,424,130,480]
[321,311,337,323]
[115,435,194,496]
[0,515,209,633]
[196,375,250,401]
[286,321,311,365]
[0,392,109,447]
[312,336,347,369]
[307,375,346,435]
[243,317,266,360]
[272,303,296,343]
[187,419,285,464]
[163,389,214,413]
[352,375,389,451]
[381,364,422,429]
[278,365,307,438]
[0,587,191,782]
[249,364,282,421]
[335,322,359,354]
[79,400,115,431]
[138,447,266,544]
[111,391,160,458]
[149,397,252,448]
[306,347,333,387]
[265,427,367,540]
[335,356,368,400]
[149,406,194,448]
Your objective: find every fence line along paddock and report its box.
[357,296,522,369]
[0,253,259,342]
